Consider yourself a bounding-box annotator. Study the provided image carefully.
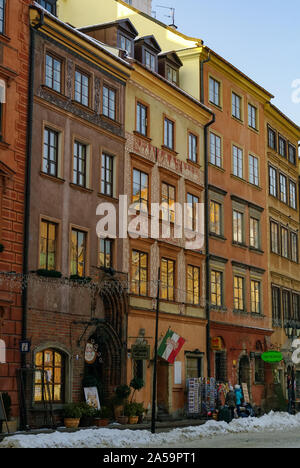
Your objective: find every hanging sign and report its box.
[84,341,97,364]
[261,351,283,363]
[211,337,222,351]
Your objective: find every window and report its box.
[70,229,87,277]
[272,286,281,326]
[145,50,156,71]
[136,102,148,136]
[290,232,298,263]
[73,141,87,187]
[233,210,244,244]
[232,93,241,120]
[120,34,133,57]
[215,351,227,382]
[45,54,62,93]
[248,104,257,129]
[101,153,114,197]
[186,355,202,379]
[132,168,148,211]
[188,133,198,163]
[186,193,199,231]
[288,144,296,165]
[161,182,175,223]
[210,201,221,236]
[210,133,222,167]
[187,265,200,305]
[232,145,243,179]
[255,356,264,384]
[43,127,59,177]
[279,174,287,203]
[270,221,279,254]
[250,217,260,249]
[0,103,3,141]
[209,77,220,106]
[75,70,89,107]
[281,226,289,259]
[289,180,297,209]
[211,270,223,307]
[38,0,57,15]
[0,0,5,34]
[292,294,300,321]
[40,220,58,270]
[282,290,291,321]
[250,280,261,314]
[34,349,64,403]
[278,135,287,158]
[99,239,113,269]
[167,65,178,85]
[164,117,174,150]
[234,276,244,311]
[269,166,277,197]
[161,257,175,301]
[131,250,148,296]
[268,126,276,150]
[103,86,116,120]
[249,155,259,186]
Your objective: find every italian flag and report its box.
[157,329,185,364]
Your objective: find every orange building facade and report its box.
[202,49,274,407]
[0,0,31,417]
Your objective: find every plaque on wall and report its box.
[131,344,150,360]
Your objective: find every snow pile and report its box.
[1,412,300,448]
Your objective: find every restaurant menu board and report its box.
[241,383,250,403]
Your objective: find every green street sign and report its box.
[261,351,283,363]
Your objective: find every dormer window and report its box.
[158,52,182,86]
[38,0,57,15]
[120,34,133,57]
[134,36,161,74]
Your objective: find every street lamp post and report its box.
[151,267,160,434]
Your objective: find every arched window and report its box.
[0,339,5,363]
[34,349,65,403]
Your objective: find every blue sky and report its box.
[153,0,300,126]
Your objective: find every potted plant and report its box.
[129,378,144,402]
[114,384,131,424]
[36,269,62,278]
[63,403,82,428]
[94,406,111,427]
[124,402,138,425]
[78,402,96,427]
[135,402,146,424]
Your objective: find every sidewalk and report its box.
[0,418,207,441]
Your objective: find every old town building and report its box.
[0,0,31,419]
[21,4,131,427]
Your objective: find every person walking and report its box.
[234,384,243,417]
[225,386,236,421]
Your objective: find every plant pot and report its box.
[128,416,139,425]
[117,415,128,425]
[94,418,110,427]
[64,418,80,428]
[80,416,94,427]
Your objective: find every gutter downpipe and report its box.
[21,10,44,430]
[200,48,214,378]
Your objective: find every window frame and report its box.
[43,127,59,178]
[210,269,223,308]
[163,116,175,151]
[102,84,117,121]
[248,103,258,130]
[248,154,259,186]
[0,0,6,35]
[250,279,261,314]
[210,132,222,168]
[74,68,90,107]
[232,209,244,245]
[45,52,63,94]
[209,76,221,108]
[186,264,200,305]
[99,238,113,269]
[268,165,278,197]
[100,153,114,197]
[188,132,198,164]
[233,275,245,312]
[267,125,277,151]
[232,144,244,179]
[39,218,58,271]
[232,92,242,121]
[73,140,87,188]
[70,226,88,278]
[131,249,148,297]
[34,348,65,404]
[160,257,175,302]
[136,100,149,137]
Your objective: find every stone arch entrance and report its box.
[84,323,123,404]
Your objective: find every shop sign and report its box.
[131,344,150,360]
[211,337,222,351]
[261,351,283,363]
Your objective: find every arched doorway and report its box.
[83,323,123,404]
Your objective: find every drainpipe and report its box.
[21,10,44,429]
[200,50,211,104]
[204,112,215,378]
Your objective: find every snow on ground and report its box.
[1,412,300,448]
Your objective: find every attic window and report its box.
[38,0,57,15]
[167,65,178,85]
[145,50,156,72]
[119,34,133,57]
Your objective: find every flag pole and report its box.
[151,267,160,434]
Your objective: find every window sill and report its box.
[69,183,93,194]
[100,114,122,128]
[0,140,10,150]
[186,159,201,169]
[40,171,65,184]
[233,309,248,315]
[208,100,223,112]
[209,232,226,241]
[232,241,248,249]
[0,33,11,44]
[41,85,69,102]
[230,173,247,184]
[232,115,244,126]
[208,162,225,172]
[248,125,259,135]
[161,145,178,156]
[72,99,95,114]
[133,131,152,142]
[249,246,264,254]
[97,192,119,202]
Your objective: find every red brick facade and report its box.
[0,0,31,417]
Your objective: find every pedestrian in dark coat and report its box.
[225,386,236,421]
